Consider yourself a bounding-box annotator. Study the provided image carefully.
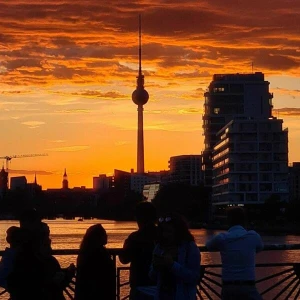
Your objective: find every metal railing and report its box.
[1,245,300,300]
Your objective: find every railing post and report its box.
[111,253,119,300]
[117,268,121,300]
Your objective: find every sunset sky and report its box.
[0,0,299,189]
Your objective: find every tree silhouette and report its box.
[152,183,210,222]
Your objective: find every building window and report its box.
[214,108,220,114]
[213,87,225,93]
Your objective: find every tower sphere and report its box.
[132,87,149,106]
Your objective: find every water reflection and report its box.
[1,220,300,264]
[1,220,300,299]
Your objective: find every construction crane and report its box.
[0,153,48,173]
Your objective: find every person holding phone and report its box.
[149,213,200,300]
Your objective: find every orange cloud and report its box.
[46,145,90,152]
[0,0,299,88]
[0,0,299,188]
[273,108,300,116]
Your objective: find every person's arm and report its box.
[205,233,225,251]
[0,249,14,288]
[149,245,159,282]
[118,235,134,264]
[0,254,8,288]
[170,242,200,284]
[255,233,264,253]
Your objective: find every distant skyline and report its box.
[0,1,299,188]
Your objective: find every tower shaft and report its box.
[137,105,144,173]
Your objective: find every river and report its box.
[1,219,300,299]
[1,219,300,265]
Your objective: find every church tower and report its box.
[62,168,69,189]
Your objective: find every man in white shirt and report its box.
[206,207,263,300]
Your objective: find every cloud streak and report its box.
[21,121,45,128]
[46,145,90,152]
[273,108,300,116]
[10,169,53,175]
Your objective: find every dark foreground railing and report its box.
[1,244,300,300]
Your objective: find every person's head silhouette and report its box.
[19,208,41,229]
[80,224,108,253]
[135,201,157,229]
[157,212,194,246]
[6,226,22,248]
[227,207,246,227]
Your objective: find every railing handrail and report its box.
[1,243,300,256]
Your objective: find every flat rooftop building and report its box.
[212,117,289,206]
[202,72,273,186]
[169,155,202,186]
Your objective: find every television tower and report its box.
[132,15,149,174]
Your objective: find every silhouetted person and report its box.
[75,224,115,300]
[149,213,200,300]
[18,208,50,247]
[0,226,22,288]
[206,207,263,300]
[119,201,157,299]
[7,209,74,300]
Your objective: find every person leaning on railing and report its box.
[206,207,263,300]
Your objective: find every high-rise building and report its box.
[10,176,27,190]
[168,155,202,186]
[130,173,158,193]
[132,16,149,174]
[202,72,273,185]
[62,168,69,189]
[289,162,300,202]
[212,117,289,207]
[112,169,131,194]
[93,174,112,191]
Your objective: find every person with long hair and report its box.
[75,224,115,300]
[149,213,200,300]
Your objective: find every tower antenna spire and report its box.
[139,14,142,76]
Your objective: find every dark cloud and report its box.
[174,70,210,78]
[5,59,42,71]
[255,53,298,71]
[71,90,127,99]
[0,90,32,95]
[0,0,298,86]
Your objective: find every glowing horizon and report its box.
[0,1,299,189]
